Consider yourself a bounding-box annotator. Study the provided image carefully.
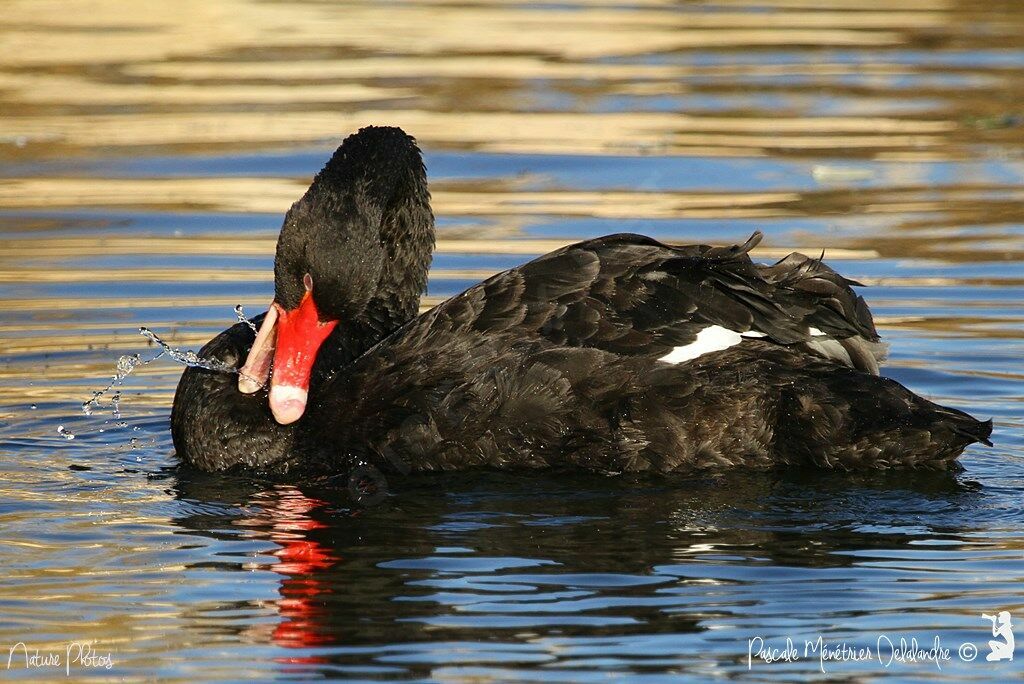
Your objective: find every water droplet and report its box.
[116,354,141,376]
[139,327,235,373]
[84,310,251,430]
[235,305,259,333]
[82,352,147,417]
[57,425,75,440]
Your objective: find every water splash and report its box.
[82,326,235,420]
[82,313,264,432]
[57,425,75,440]
[83,353,148,416]
[139,327,236,373]
[141,326,265,391]
[235,304,259,334]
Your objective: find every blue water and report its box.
[2,0,1024,679]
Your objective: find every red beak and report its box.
[238,291,338,425]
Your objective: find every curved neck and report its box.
[322,181,434,370]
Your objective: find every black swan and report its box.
[171,126,992,475]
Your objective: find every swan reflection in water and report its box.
[166,467,986,675]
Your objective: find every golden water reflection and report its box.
[1,3,1024,674]
[0,1,1022,402]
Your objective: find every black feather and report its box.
[173,129,992,477]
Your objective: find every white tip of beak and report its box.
[269,384,307,425]
[238,374,263,395]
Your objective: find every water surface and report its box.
[1,0,1023,679]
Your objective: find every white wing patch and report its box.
[655,323,888,375]
[658,325,747,364]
